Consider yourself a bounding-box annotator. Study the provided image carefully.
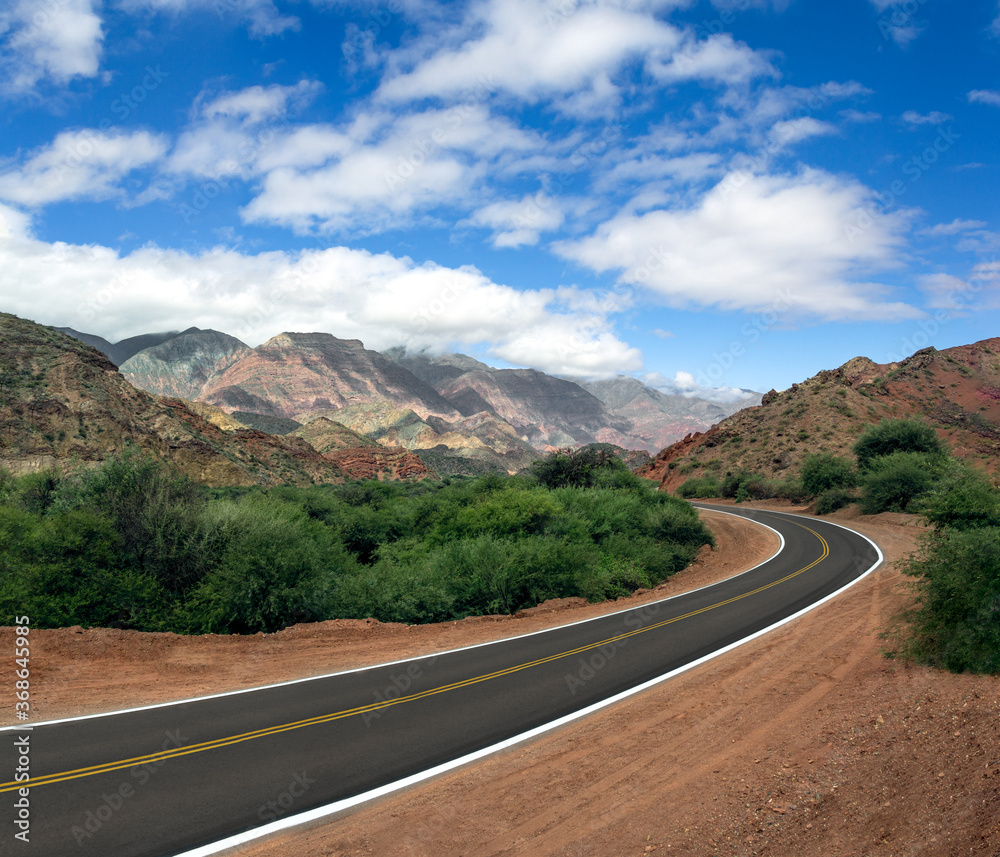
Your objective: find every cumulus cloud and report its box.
[0,209,640,378]
[241,106,539,232]
[377,0,689,109]
[469,193,566,247]
[557,170,920,322]
[643,370,753,403]
[0,130,168,205]
[1,0,103,93]
[648,32,777,85]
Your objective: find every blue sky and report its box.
[0,0,997,398]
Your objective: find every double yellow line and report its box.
[1,523,829,795]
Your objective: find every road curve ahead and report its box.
[1,505,881,857]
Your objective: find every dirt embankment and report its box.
[4,505,999,857]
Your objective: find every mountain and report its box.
[0,314,348,487]
[389,348,761,453]
[579,376,760,452]
[56,327,187,367]
[198,332,461,420]
[119,329,251,399]
[641,341,1000,492]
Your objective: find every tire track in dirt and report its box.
[464,573,887,857]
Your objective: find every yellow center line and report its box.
[2,521,829,794]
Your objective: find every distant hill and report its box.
[579,376,760,452]
[641,341,1000,492]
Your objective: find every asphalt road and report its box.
[0,505,881,857]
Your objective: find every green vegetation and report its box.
[888,463,1000,673]
[853,417,943,469]
[801,453,856,496]
[0,448,712,634]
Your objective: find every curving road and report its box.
[0,504,881,857]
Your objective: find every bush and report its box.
[859,451,940,514]
[814,487,855,515]
[801,453,856,496]
[894,527,1000,673]
[921,467,1000,531]
[530,445,630,489]
[854,419,943,469]
[677,477,720,498]
[182,497,355,634]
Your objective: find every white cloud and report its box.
[557,170,920,322]
[241,106,539,232]
[839,109,881,123]
[1,0,103,93]
[917,219,989,237]
[0,218,640,378]
[644,370,753,403]
[200,81,322,124]
[649,32,777,85]
[378,0,685,108]
[969,89,1000,107]
[470,193,565,247]
[900,110,954,126]
[769,117,837,147]
[117,0,299,37]
[166,81,324,180]
[0,130,168,205]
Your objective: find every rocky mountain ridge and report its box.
[62,328,758,467]
[640,339,1000,492]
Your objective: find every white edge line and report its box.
[0,508,785,731]
[171,507,884,857]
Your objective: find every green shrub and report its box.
[854,419,943,469]
[921,467,1000,531]
[182,497,355,634]
[677,477,720,498]
[859,451,940,514]
[801,453,856,496]
[814,488,855,515]
[894,527,1000,673]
